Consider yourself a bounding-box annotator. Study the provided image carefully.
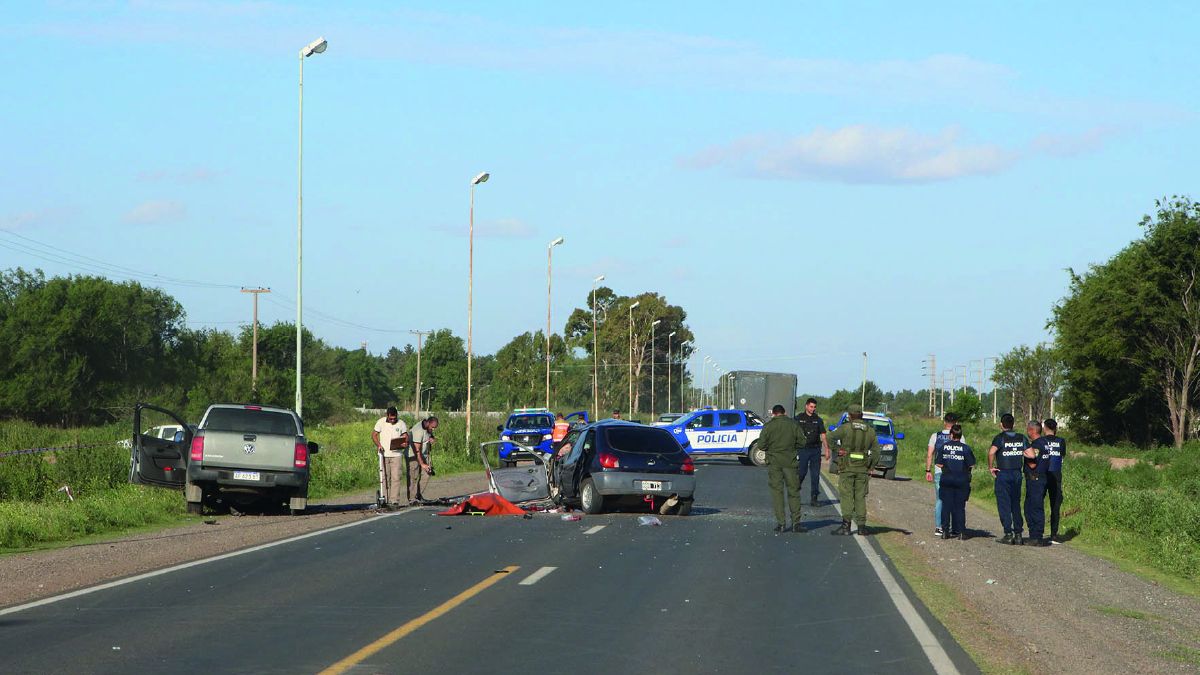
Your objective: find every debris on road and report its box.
[561,514,582,522]
[638,516,663,526]
[986,579,997,585]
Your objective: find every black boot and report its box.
[1013,533,1024,546]
[856,524,870,536]
[831,520,851,535]
[773,524,787,533]
[995,532,1013,545]
[792,522,808,533]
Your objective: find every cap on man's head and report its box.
[848,403,863,414]
[771,404,786,415]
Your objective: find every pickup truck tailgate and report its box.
[200,431,297,471]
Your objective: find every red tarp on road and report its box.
[436,492,526,516]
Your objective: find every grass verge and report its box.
[873,532,1029,675]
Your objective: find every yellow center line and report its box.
[317,565,520,675]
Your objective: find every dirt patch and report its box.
[0,471,488,610]
[867,475,1200,674]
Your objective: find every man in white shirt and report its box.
[925,412,961,536]
[372,406,409,506]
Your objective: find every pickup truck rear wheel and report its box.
[580,478,604,515]
[748,442,768,467]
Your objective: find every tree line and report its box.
[0,269,696,426]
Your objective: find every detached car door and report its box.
[131,403,191,488]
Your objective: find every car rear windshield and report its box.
[204,408,298,436]
[509,415,552,429]
[869,419,893,436]
[603,426,683,454]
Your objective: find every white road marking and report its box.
[0,508,421,617]
[820,475,960,675]
[518,566,558,586]
[583,525,606,535]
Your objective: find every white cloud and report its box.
[1029,126,1116,158]
[123,199,186,225]
[0,207,73,231]
[682,126,1019,184]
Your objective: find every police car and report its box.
[496,408,586,466]
[667,408,767,466]
[828,411,905,479]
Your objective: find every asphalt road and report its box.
[0,461,976,674]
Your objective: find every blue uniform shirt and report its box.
[1034,434,1066,473]
[935,440,976,475]
[991,431,1028,471]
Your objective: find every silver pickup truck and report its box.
[130,402,319,515]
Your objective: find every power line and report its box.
[0,230,241,290]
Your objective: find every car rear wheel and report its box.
[748,442,768,467]
[580,478,604,514]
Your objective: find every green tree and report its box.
[993,344,1063,422]
[948,392,984,423]
[1053,197,1200,446]
[0,272,185,425]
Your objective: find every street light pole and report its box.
[296,36,327,417]
[628,300,640,418]
[591,275,605,420]
[466,171,489,452]
[679,340,691,411]
[860,351,868,409]
[702,355,711,408]
[650,319,661,419]
[546,236,564,408]
[666,330,676,415]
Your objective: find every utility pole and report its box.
[860,352,868,409]
[241,287,271,391]
[922,354,937,416]
[410,329,431,413]
[984,356,999,420]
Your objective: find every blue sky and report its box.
[2,1,1197,396]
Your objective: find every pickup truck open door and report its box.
[131,403,191,488]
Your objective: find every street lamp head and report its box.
[472,172,490,185]
[301,37,328,57]
[669,331,677,338]
[593,274,605,283]
[549,236,564,248]
[630,301,640,310]
[652,319,661,327]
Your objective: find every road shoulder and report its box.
[864,475,1200,674]
[0,471,487,610]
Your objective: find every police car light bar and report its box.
[513,407,552,414]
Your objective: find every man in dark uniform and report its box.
[934,423,975,540]
[1037,418,1067,543]
[794,398,827,506]
[828,404,877,536]
[760,404,805,533]
[988,413,1028,545]
[1022,420,1049,547]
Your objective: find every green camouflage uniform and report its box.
[759,414,803,528]
[829,415,878,529]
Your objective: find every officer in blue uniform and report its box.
[987,413,1028,545]
[1022,420,1049,547]
[1037,418,1067,542]
[934,423,975,540]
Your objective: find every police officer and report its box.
[760,404,805,533]
[828,404,877,536]
[1021,420,1050,547]
[987,413,1028,545]
[925,412,959,536]
[934,424,975,540]
[794,397,827,506]
[1036,418,1067,543]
